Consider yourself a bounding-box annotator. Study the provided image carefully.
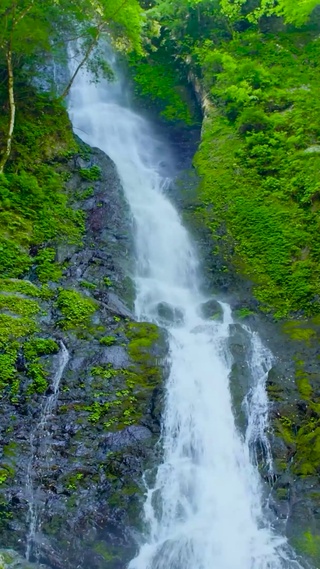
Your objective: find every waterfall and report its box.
[68,55,303,569]
[26,341,69,561]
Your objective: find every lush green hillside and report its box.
[133,0,320,318]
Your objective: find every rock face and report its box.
[259,317,320,565]
[0,142,168,569]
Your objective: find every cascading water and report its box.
[26,341,69,561]
[244,330,274,478]
[68,54,303,569]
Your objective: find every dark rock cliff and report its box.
[0,142,168,569]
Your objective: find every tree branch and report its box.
[58,0,133,99]
[59,29,103,99]
[12,1,34,27]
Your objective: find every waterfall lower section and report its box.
[26,341,69,561]
[68,53,303,569]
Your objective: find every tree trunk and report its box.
[0,44,15,174]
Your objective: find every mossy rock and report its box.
[292,530,320,566]
[0,549,46,568]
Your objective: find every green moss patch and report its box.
[56,289,97,330]
[293,530,320,563]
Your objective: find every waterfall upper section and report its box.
[68,53,304,569]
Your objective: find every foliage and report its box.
[0,0,145,168]
[294,530,320,560]
[0,237,32,278]
[194,30,320,316]
[220,0,320,26]
[56,289,97,330]
[130,56,195,123]
[132,0,320,317]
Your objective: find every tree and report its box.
[220,0,320,25]
[0,0,143,173]
[0,1,53,173]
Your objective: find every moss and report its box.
[93,542,117,562]
[275,416,296,446]
[91,365,118,380]
[23,338,59,395]
[275,487,289,500]
[79,165,101,181]
[283,322,316,342]
[296,376,313,399]
[273,458,288,473]
[56,289,97,330]
[126,322,160,360]
[293,530,320,562]
[0,314,38,346]
[2,442,17,458]
[35,247,63,283]
[0,500,13,530]
[0,345,18,391]
[74,186,94,200]
[64,472,85,491]
[294,424,320,475]
[0,278,42,298]
[23,338,59,360]
[0,465,14,486]
[266,382,284,402]
[99,336,117,346]
[0,295,40,317]
[80,280,97,290]
[235,307,255,319]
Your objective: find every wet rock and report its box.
[99,345,131,368]
[102,426,152,452]
[198,299,223,321]
[156,302,184,325]
[106,292,134,318]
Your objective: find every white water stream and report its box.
[68,57,302,569]
[26,341,69,561]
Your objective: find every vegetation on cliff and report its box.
[0,0,145,401]
[134,0,320,318]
